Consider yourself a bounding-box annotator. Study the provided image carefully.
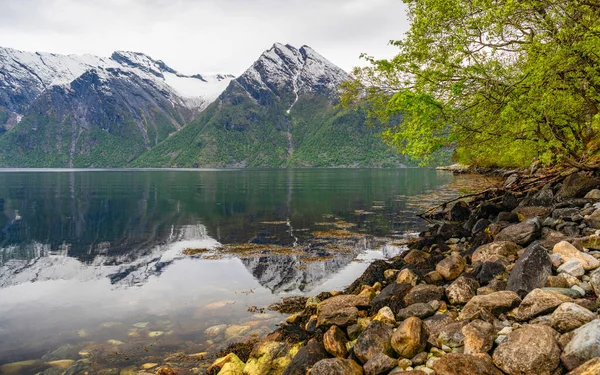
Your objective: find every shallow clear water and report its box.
[0,168,496,373]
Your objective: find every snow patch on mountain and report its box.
[0,46,234,112]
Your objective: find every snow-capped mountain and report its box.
[236,43,349,108]
[132,43,408,168]
[0,46,234,124]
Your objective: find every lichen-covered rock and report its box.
[317,295,369,328]
[512,288,573,321]
[323,326,349,359]
[363,353,396,375]
[396,268,419,285]
[372,306,395,325]
[462,320,495,355]
[243,341,298,375]
[396,303,436,320]
[391,317,428,358]
[436,253,466,281]
[459,291,521,321]
[403,284,444,306]
[282,341,329,375]
[551,303,596,333]
[446,276,480,305]
[310,358,364,375]
[507,242,552,298]
[432,354,503,375]
[208,353,245,374]
[354,321,394,364]
[566,357,600,375]
[492,325,561,375]
[370,283,413,313]
[472,241,521,264]
[561,319,600,370]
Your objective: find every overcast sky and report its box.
[0,0,409,75]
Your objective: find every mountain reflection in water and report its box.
[0,169,498,368]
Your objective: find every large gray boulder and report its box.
[495,218,541,246]
[507,242,552,298]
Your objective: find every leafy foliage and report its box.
[342,0,600,168]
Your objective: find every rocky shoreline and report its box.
[205,170,600,375]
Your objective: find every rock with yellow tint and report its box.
[567,358,600,375]
[207,353,245,374]
[0,360,40,375]
[140,363,158,370]
[243,341,300,375]
[225,325,251,340]
[148,331,164,338]
[219,362,244,375]
[47,359,75,369]
[396,268,419,285]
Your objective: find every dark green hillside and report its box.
[130,91,410,168]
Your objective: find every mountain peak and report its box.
[236,43,349,105]
[110,51,176,78]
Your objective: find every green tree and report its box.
[342,0,600,168]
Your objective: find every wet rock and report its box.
[558,260,586,277]
[219,362,244,375]
[436,253,466,281]
[507,242,552,298]
[493,325,561,375]
[225,325,251,340]
[446,276,480,305]
[403,284,444,306]
[396,303,435,320]
[317,295,369,328]
[567,357,600,375]
[354,321,394,364]
[391,317,428,358]
[363,353,397,375]
[462,320,495,354]
[432,353,503,375]
[323,326,349,358]
[345,260,390,294]
[372,306,395,325]
[561,319,600,370]
[207,353,245,374]
[448,201,471,222]
[396,268,419,285]
[459,291,521,321]
[551,302,596,333]
[370,283,412,313]
[243,340,295,375]
[404,249,430,264]
[282,341,329,375]
[558,173,600,200]
[553,241,600,270]
[310,358,363,375]
[495,218,541,246]
[423,271,443,284]
[471,241,521,264]
[512,288,573,321]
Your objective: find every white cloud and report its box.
[0,0,409,75]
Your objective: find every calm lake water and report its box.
[0,168,496,374]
